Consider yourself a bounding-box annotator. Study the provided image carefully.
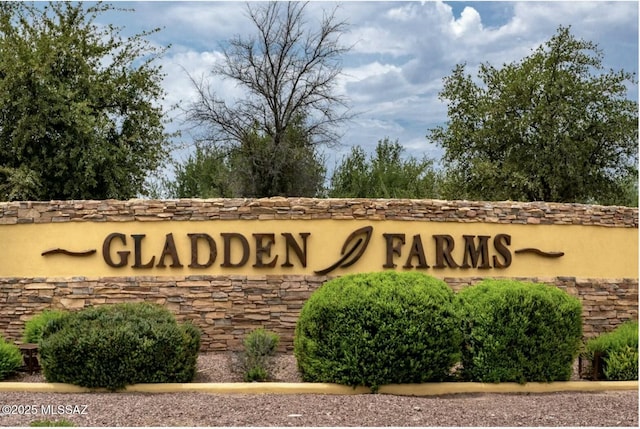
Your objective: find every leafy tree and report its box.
[164,145,234,198]
[329,138,438,198]
[0,165,41,201]
[186,1,350,197]
[428,26,638,205]
[0,2,172,201]
[599,174,639,208]
[167,118,326,198]
[230,117,327,197]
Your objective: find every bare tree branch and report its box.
[182,1,355,197]
[186,1,353,149]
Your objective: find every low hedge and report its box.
[39,302,201,390]
[294,272,461,390]
[457,279,582,383]
[585,320,638,380]
[0,336,23,380]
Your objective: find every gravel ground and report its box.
[1,353,638,427]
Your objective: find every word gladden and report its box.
[102,232,310,269]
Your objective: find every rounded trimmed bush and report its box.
[457,279,582,383]
[0,336,23,380]
[22,309,67,344]
[39,302,201,390]
[294,271,461,390]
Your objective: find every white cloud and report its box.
[160,50,222,107]
[122,1,249,51]
[450,6,483,38]
[111,0,637,172]
[343,26,409,56]
[340,62,407,104]
[386,4,418,22]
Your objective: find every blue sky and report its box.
[99,1,639,178]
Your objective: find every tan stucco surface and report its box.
[2,219,637,278]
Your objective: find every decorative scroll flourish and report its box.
[514,248,564,258]
[41,248,97,257]
[314,226,373,276]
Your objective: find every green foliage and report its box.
[604,346,638,381]
[244,328,280,358]
[294,272,461,391]
[230,122,327,197]
[22,309,67,344]
[0,336,22,379]
[457,279,583,383]
[165,145,235,198]
[39,302,201,390]
[167,119,326,198]
[0,336,22,380]
[0,165,41,201]
[598,173,639,207]
[585,320,638,380]
[30,420,75,427]
[244,366,269,383]
[0,2,172,200]
[241,328,280,382]
[585,321,639,354]
[329,138,438,198]
[428,26,638,204]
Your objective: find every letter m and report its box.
[461,235,491,269]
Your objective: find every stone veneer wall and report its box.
[0,198,637,352]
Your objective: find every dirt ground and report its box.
[1,353,637,427]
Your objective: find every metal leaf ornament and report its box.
[314,226,373,275]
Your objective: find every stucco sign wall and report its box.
[0,198,637,351]
[2,219,637,278]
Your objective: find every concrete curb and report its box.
[0,381,637,395]
[377,381,639,396]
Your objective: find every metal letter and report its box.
[102,233,129,268]
[253,233,278,268]
[493,234,512,268]
[131,234,155,268]
[221,233,250,268]
[156,233,183,268]
[433,234,459,268]
[461,235,491,269]
[188,233,217,268]
[281,233,309,267]
[383,233,405,268]
[404,234,429,269]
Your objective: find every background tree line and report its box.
[0,2,637,206]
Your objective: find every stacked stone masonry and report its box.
[0,197,637,226]
[0,198,637,351]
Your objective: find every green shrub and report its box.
[585,320,638,354]
[585,320,638,381]
[604,346,638,381]
[245,328,279,357]
[294,272,461,390]
[23,310,67,344]
[39,302,201,390]
[457,279,582,383]
[0,336,23,380]
[245,366,268,382]
[241,328,280,382]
